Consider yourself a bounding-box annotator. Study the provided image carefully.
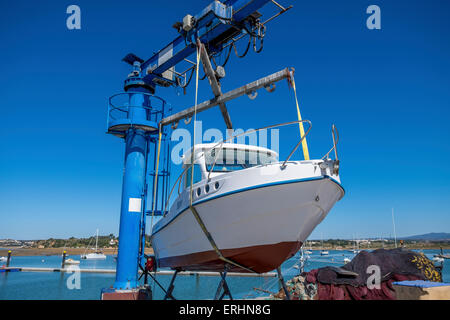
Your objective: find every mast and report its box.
[392,208,397,248]
[321,233,323,251]
[95,228,99,252]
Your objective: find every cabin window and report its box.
[205,149,277,172]
[185,164,202,188]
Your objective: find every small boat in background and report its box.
[0,257,7,262]
[343,257,351,264]
[64,258,80,265]
[304,241,313,255]
[351,236,360,254]
[81,229,107,260]
[434,247,450,260]
[320,235,329,256]
[81,252,106,260]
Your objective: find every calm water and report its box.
[0,250,448,300]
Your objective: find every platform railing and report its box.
[107,92,167,131]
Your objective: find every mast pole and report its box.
[96,229,99,251]
[392,208,397,248]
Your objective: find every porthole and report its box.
[205,184,210,193]
[196,188,201,197]
[214,182,220,190]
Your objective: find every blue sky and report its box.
[0,0,449,240]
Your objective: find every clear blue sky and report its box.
[1,0,449,240]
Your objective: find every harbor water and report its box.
[0,249,448,300]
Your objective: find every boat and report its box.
[304,241,313,255]
[434,247,450,260]
[81,252,107,260]
[151,127,344,273]
[343,257,351,264]
[294,247,308,271]
[320,234,329,256]
[64,258,80,265]
[0,257,7,262]
[81,229,107,260]
[351,247,360,254]
[433,256,444,263]
[350,235,360,254]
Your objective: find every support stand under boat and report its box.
[277,267,291,300]
[214,264,233,300]
[158,265,233,300]
[163,268,180,300]
[139,256,179,300]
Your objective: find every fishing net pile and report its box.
[272,248,442,300]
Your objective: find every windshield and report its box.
[205,148,277,172]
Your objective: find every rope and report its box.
[290,71,310,160]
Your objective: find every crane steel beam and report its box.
[160,67,291,127]
[197,38,233,129]
[140,0,274,87]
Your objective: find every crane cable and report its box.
[150,126,163,234]
[290,71,310,160]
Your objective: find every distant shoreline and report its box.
[0,246,447,257]
[0,247,154,257]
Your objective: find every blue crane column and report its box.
[110,62,157,290]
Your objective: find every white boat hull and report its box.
[151,160,344,273]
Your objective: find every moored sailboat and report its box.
[81,229,107,260]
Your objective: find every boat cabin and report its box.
[182,143,279,187]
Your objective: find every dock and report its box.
[0,267,277,278]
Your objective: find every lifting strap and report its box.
[290,71,310,160]
[188,43,255,273]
